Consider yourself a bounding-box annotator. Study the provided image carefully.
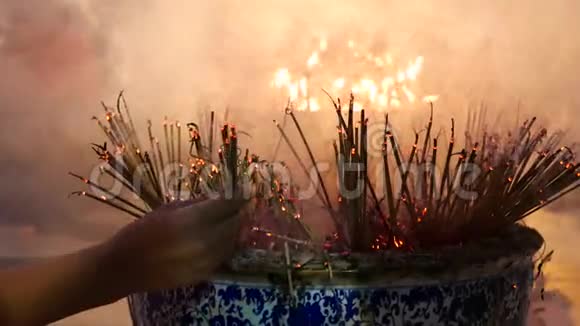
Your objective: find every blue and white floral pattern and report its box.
[129,264,532,325]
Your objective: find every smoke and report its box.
[0,0,579,235]
[90,0,580,116]
[0,1,578,323]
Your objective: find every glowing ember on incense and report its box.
[71,91,579,258]
[271,37,435,112]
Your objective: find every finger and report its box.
[199,213,241,248]
[164,213,241,261]
[170,221,240,285]
[156,198,205,212]
[194,231,238,274]
[195,217,240,265]
[145,222,239,290]
[175,198,247,227]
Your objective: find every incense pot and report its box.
[74,97,573,324]
[128,225,542,325]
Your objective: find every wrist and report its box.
[89,241,139,302]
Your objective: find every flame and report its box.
[382,77,394,90]
[390,98,401,108]
[309,98,320,112]
[393,236,404,248]
[378,94,388,107]
[397,70,406,83]
[319,38,328,52]
[273,68,291,88]
[307,51,319,68]
[333,78,346,89]
[299,78,308,97]
[422,95,440,103]
[406,56,423,81]
[288,83,299,101]
[402,85,415,103]
[271,38,435,112]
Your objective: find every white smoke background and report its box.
[1,0,580,323]
[527,272,575,326]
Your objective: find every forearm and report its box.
[0,243,133,325]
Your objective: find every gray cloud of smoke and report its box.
[0,0,579,242]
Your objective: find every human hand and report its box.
[100,199,246,293]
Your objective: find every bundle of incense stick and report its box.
[70,92,311,247]
[275,94,578,252]
[73,92,578,256]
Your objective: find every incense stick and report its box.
[288,111,333,211]
[69,173,148,214]
[70,191,143,218]
[77,94,579,254]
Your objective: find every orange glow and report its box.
[273,68,291,88]
[422,95,440,104]
[309,98,320,112]
[307,51,319,68]
[333,78,346,89]
[393,236,404,248]
[319,38,328,52]
[271,38,434,112]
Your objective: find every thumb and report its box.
[157,198,205,211]
[174,198,247,226]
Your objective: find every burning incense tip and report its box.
[75,93,578,260]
